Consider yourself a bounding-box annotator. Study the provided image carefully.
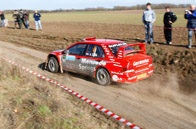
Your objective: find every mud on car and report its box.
[46,37,153,86]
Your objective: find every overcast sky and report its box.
[1,0,195,10]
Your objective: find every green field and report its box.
[5,9,187,27]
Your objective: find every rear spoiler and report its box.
[117,43,146,59]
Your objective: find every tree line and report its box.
[3,4,191,14]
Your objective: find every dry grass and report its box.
[0,59,128,129]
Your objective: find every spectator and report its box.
[24,11,30,29]
[163,7,177,45]
[18,9,24,29]
[143,3,156,44]
[12,10,20,29]
[19,9,26,29]
[33,10,42,31]
[185,5,196,49]
[0,11,5,27]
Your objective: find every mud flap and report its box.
[59,62,63,73]
[45,56,49,70]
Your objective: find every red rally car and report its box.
[46,37,153,86]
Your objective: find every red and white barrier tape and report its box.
[2,57,141,129]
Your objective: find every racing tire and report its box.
[96,68,111,86]
[48,57,59,73]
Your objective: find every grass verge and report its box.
[0,59,128,129]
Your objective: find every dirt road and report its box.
[0,41,196,129]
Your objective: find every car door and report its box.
[78,44,106,77]
[62,43,87,72]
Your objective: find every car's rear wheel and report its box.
[48,57,59,73]
[96,68,111,86]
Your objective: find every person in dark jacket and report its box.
[184,5,196,49]
[12,10,20,29]
[33,10,42,31]
[19,9,26,29]
[163,7,177,45]
[24,11,29,29]
[0,11,5,27]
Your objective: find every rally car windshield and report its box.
[108,43,134,57]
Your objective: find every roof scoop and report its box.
[85,37,96,41]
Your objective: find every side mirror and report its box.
[63,49,69,54]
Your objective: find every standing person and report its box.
[184,5,196,49]
[0,11,5,27]
[143,3,156,44]
[19,9,26,28]
[33,10,42,31]
[24,11,30,29]
[12,10,20,29]
[163,7,177,45]
[18,10,23,29]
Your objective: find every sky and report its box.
[1,0,196,10]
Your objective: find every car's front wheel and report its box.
[48,57,59,73]
[96,68,111,86]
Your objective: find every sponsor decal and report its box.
[111,71,123,75]
[110,59,115,61]
[148,70,153,74]
[113,64,122,67]
[79,64,95,72]
[108,43,127,48]
[63,55,66,59]
[133,59,149,66]
[112,75,119,82]
[108,56,114,58]
[60,55,66,63]
[113,62,121,64]
[81,58,106,66]
[65,55,76,61]
[117,50,123,59]
[102,46,112,56]
[86,52,98,57]
[65,64,74,69]
[128,76,137,80]
[125,69,134,73]
[118,51,123,54]
[135,68,149,73]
